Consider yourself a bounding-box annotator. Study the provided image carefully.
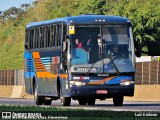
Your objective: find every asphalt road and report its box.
[0,98,160,112]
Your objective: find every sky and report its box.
[0,0,35,11]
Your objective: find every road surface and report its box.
[0,98,160,112]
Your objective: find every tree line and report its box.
[0,0,159,69]
[45,0,160,56]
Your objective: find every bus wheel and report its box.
[60,89,71,106]
[87,99,96,106]
[44,98,52,105]
[78,99,86,105]
[34,83,44,105]
[113,96,124,106]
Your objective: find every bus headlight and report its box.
[120,80,135,86]
[70,81,86,86]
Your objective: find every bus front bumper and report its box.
[66,84,134,99]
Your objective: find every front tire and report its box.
[78,98,87,105]
[87,99,96,106]
[113,96,124,106]
[33,83,44,105]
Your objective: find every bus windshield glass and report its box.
[70,25,135,74]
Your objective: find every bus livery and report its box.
[24,14,141,106]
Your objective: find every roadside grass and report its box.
[0,104,159,120]
[0,40,24,70]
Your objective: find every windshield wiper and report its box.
[87,52,120,75]
[107,51,120,75]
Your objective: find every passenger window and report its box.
[29,29,34,49]
[41,27,45,48]
[46,26,50,47]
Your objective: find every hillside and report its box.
[0,0,160,69]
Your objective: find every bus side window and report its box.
[29,29,34,49]
[47,26,51,47]
[58,24,62,46]
[33,28,38,49]
[41,27,45,48]
[50,25,55,47]
[44,27,47,48]
[46,26,50,48]
[49,26,52,47]
[36,28,40,48]
[62,23,66,43]
[55,25,58,47]
[35,28,37,49]
[33,29,35,49]
[39,27,42,48]
[53,25,56,47]
[50,25,53,47]
[25,30,29,50]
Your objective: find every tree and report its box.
[105,0,160,56]
[46,0,106,19]
[3,7,21,19]
[20,3,31,11]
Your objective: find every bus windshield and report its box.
[70,25,135,74]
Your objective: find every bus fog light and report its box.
[70,81,86,86]
[120,80,135,86]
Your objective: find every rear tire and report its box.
[33,83,44,105]
[113,96,124,106]
[60,89,71,106]
[44,98,52,105]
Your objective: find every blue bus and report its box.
[24,14,141,106]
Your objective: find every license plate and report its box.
[96,90,108,94]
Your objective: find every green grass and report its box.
[0,40,24,70]
[0,104,159,120]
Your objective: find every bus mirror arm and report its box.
[63,41,67,52]
[66,38,71,72]
[25,43,29,50]
[63,35,70,52]
[134,38,142,57]
[65,35,70,39]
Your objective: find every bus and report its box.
[24,14,141,106]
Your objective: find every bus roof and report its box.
[26,14,131,28]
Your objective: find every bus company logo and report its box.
[2,112,11,119]
[73,77,89,80]
[77,67,97,71]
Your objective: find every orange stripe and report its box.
[37,72,58,78]
[34,60,41,64]
[33,52,40,58]
[88,81,102,85]
[88,76,116,85]
[32,53,46,71]
[35,69,46,71]
[35,67,46,69]
[35,67,46,70]
[60,74,68,78]
[34,59,41,62]
[34,65,46,67]
[36,72,68,79]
